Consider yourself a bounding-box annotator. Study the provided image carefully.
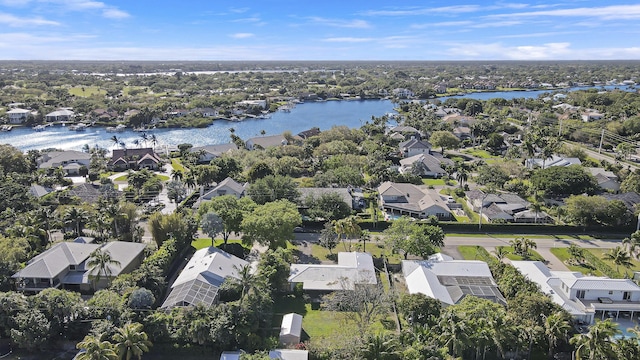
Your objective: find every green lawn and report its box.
[191,238,249,250]
[113,174,128,182]
[171,158,186,172]
[549,247,604,276]
[68,86,106,97]
[496,246,545,261]
[458,245,493,260]
[587,248,640,274]
[309,242,403,264]
[461,148,499,159]
[113,173,169,182]
[422,178,456,186]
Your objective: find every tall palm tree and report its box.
[529,200,544,224]
[570,319,620,360]
[112,322,152,360]
[455,168,468,189]
[75,334,118,360]
[438,311,468,358]
[493,246,508,262]
[87,249,121,289]
[63,206,90,237]
[622,230,640,259]
[603,246,633,274]
[234,264,255,306]
[110,135,120,149]
[360,333,399,360]
[170,169,183,181]
[333,216,361,252]
[544,311,572,360]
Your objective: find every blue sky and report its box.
[1,0,639,60]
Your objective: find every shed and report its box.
[279,313,303,345]
[220,351,243,360]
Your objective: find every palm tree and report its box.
[438,311,468,358]
[544,311,572,360]
[139,132,148,147]
[603,246,633,274]
[333,216,361,252]
[235,264,255,306]
[183,174,196,190]
[529,200,544,224]
[149,134,158,149]
[567,244,586,265]
[112,322,152,360]
[493,246,508,262]
[455,168,468,189]
[170,169,183,181]
[570,319,620,360]
[521,238,538,260]
[63,206,90,237]
[75,334,118,360]
[360,333,399,360]
[622,230,640,259]
[87,249,121,289]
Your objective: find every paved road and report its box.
[564,142,640,172]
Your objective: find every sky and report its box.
[0,0,639,61]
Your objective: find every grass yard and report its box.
[587,248,640,274]
[309,242,403,264]
[191,238,250,250]
[461,148,499,159]
[458,245,493,260]
[68,86,106,97]
[422,178,456,186]
[549,248,604,276]
[171,158,186,172]
[496,246,545,261]
[113,173,169,182]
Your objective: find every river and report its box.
[0,85,635,151]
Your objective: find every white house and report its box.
[161,247,249,309]
[512,261,640,324]
[37,150,91,175]
[246,135,289,150]
[588,167,620,193]
[6,108,32,124]
[378,182,453,220]
[279,313,303,345]
[525,155,581,169]
[398,153,452,178]
[402,253,506,306]
[190,143,238,163]
[46,109,75,122]
[288,252,377,292]
[201,177,247,200]
[268,350,309,360]
[399,138,432,158]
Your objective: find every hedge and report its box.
[582,250,622,279]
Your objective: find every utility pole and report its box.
[598,129,605,154]
[558,118,563,137]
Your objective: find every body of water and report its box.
[1,86,635,151]
[0,99,397,151]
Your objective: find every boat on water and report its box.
[69,123,88,131]
[33,124,47,131]
[0,125,12,132]
[106,124,127,132]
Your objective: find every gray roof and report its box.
[13,242,100,279]
[247,135,289,149]
[29,184,53,198]
[68,183,102,203]
[202,177,246,198]
[38,150,91,169]
[89,242,146,277]
[378,182,450,214]
[289,252,377,291]
[602,192,640,212]
[191,143,238,157]
[399,153,451,174]
[399,138,432,150]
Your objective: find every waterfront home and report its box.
[46,109,75,122]
[402,253,506,306]
[512,261,640,324]
[245,134,290,150]
[13,241,146,293]
[288,252,376,293]
[399,138,432,158]
[6,108,33,124]
[191,107,219,117]
[190,143,238,163]
[161,247,249,309]
[37,150,91,175]
[109,148,162,170]
[201,177,247,200]
[388,125,422,140]
[581,111,604,122]
[378,182,453,220]
[297,127,320,139]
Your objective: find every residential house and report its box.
[602,192,640,214]
[525,155,581,169]
[279,313,303,345]
[246,135,290,150]
[402,253,506,306]
[512,261,640,324]
[190,143,238,164]
[68,183,104,204]
[91,109,118,121]
[297,187,357,212]
[166,109,189,117]
[268,350,309,360]
[465,189,550,223]
[399,138,432,158]
[581,111,604,122]
[37,150,91,175]
[46,109,75,122]
[389,125,422,140]
[392,88,414,98]
[161,247,249,309]
[13,241,146,293]
[109,148,163,170]
[201,177,247,200]
[238,100,267,109]
[297,127,321,139]
[6,108,32,124]
[588,167,620,193]
[29,184,53,198]
[288,252,377,293]
[398,153,452,178]
[453,126,472,140]
[378,182,453,220]
[191,108,219,117]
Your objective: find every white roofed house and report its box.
[288,252,376,293]
[190,143,238,164]
[525,155,581,170]
[201,177,247,200]
[398,138,432,158]
[161,247,249,309]
[402,253,506,306]
[6,108,33,124]
[37,150,91,176]
[512,261,640,324]
[398,153,453,178]
[378,181,454,220]
[246,134,291,150]
[45,109,75,122]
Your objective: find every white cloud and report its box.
[322,37,374,43]
[361,5,481,16]
[230,33,254,39]
[446,42,575,60]
[102,8,130,19]
[411,21,473,29]
[308,16,371,28]
[489,4,640,20]
[0,12,60,27]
